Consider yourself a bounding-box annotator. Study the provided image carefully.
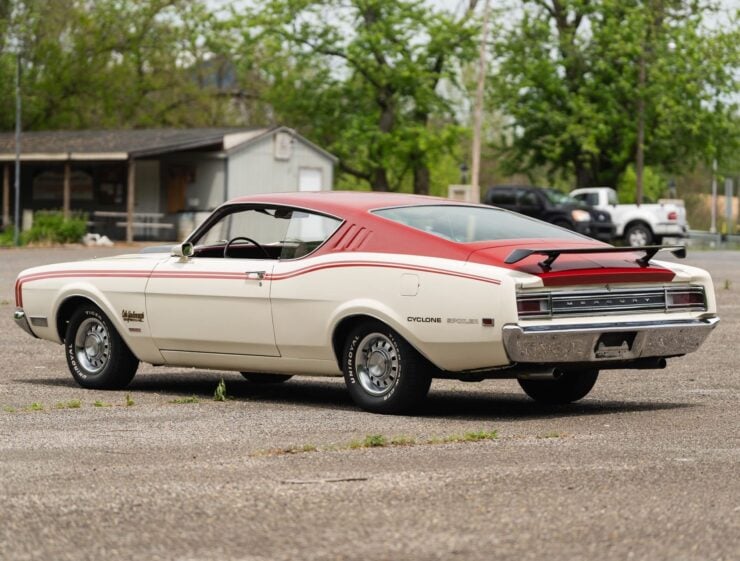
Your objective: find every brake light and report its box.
[517,295,550,317]
[666,289,705,309]
[667,211,678,221]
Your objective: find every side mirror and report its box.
[171,242,194,258]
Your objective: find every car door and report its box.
[517,189,544,219]
[145,205,289,357]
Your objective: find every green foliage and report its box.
[213,379,227,402]
[3,405,17,413]
[21,212,87,245]
[55,400,82,409]
[0,228,14,247]
[169,395,200,404]
[1,0,234,132]
[93,400,111,408]
[237,0,479,193]
[25,402,44,411]
[124,394,135,407]
[490,0,740,187]
[617,165,665,203]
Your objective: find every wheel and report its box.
[240,372,293,384]
[64,304,139,389]
[625,223,653,247]
[342,320,432,414]
[224,236,269,258]
[518,368,599,404]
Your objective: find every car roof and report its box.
[226,191,463,217]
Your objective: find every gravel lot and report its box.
[0,246,738,561]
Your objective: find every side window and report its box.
[519,190,540,208]
[191,206,340,259]
[488,190,516,205]
[280,211,342,259]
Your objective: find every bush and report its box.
[0,227,15,247]
[22,211,88,245]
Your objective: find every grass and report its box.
[724,279,732,290]
[55,400,82,409]
[537,431,565,439]
[169,395,200,404]
[93,400,111,407]
[124,394,135,407]
[254,429,499,457]
[213,379,227,402]
[25,402,44,412]
[3,406,17,413]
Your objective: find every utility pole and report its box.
[635,52,646,207]
[14,50,21,246]
[710,159,717,234]
[471,0,491,204]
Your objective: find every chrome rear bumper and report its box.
[14,309,37,339]
[502,316,719,364]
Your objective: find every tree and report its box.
[489,0,739,190]
[0,0,234,132]
[234,0,480,194]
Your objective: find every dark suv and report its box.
[484,185,616,242]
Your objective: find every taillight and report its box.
[667,211,678,221]
[517,295,551,317]
[666,287,705,310]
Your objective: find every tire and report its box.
[518,368,599,404]
[240,372,293,384]
[342,321,432,414]
[625,222,653,247]
[64,304,139,389]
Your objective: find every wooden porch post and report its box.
[2,164,9,229]
[62,161,71,219]
[127,158,135,244]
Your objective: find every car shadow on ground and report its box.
[21,372,698,421]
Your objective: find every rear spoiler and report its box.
[504,245,686,271]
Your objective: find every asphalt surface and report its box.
[0,246,738,561]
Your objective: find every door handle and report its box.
[245,271,266,280]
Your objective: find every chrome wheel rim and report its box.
[74,318,110,374]
[356,333,399,396]
[629,228,648,247]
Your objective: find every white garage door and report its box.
[298,168,323,192]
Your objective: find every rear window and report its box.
[373,205,586,243]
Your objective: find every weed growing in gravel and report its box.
[55,400,82,409]
[390,436,416,446]
[724,279,732,290]
[213,379,227,401]
[124,394,135,407]
[93,400,111,407]
[537,431,564,439]
[25,402,44,412]
[252,429,500,457]
[364,434,387,447]
[3,406,17,413]
[170,396,200,404]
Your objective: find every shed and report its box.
[0,127,337,242]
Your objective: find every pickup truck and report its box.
[570,187,688,246]
[484,185,616,242]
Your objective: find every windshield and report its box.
[373,205,586,243]
[542,189,579,206]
